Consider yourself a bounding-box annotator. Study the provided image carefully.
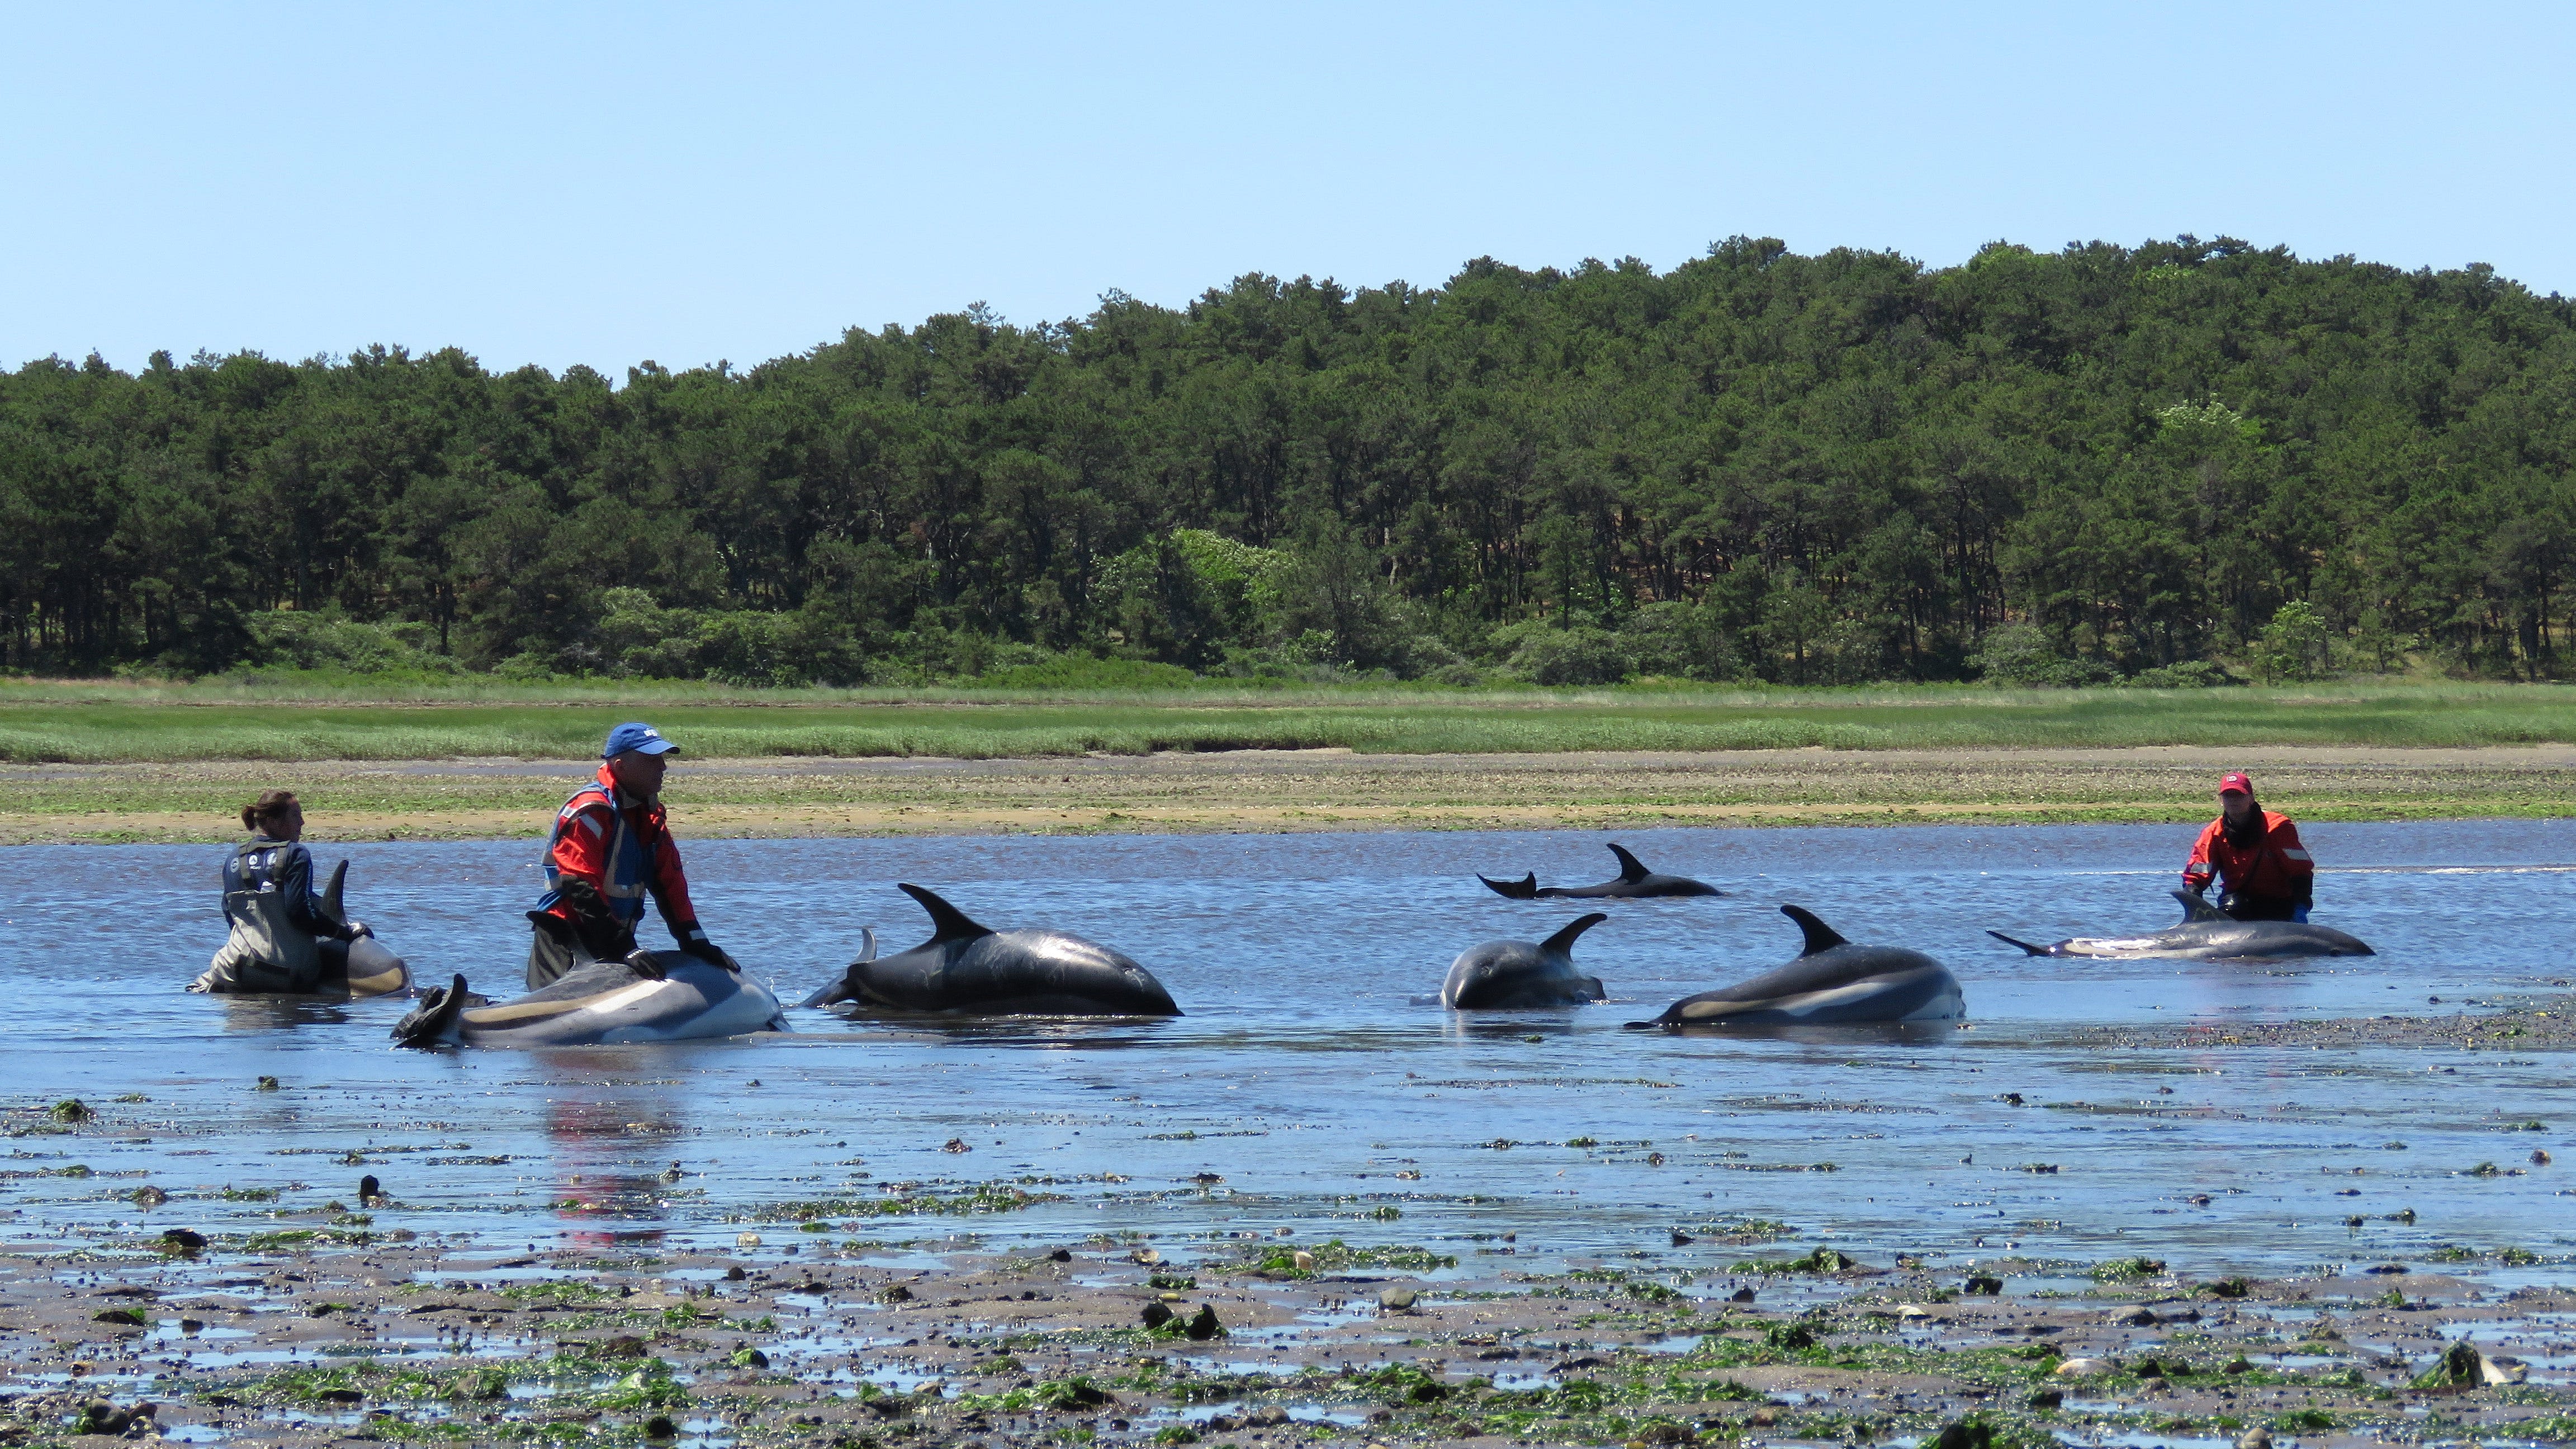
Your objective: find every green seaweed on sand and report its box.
[1239,1238,1457,1277]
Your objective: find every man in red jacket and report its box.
[525,721,732,988]
[2182,770,2315,922]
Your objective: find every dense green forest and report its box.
[7,235,2574,688]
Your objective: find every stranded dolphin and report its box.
[391,953,785,1049]
[317,860,410,998]
[1480,844,1723,900]
[1627,905,1964,1028]
[1440,913,1609,1009]
[798,884,1181,1017]
[1988,890,2375,960]
[192,859,411,1000]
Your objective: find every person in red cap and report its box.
[2182,771,2314,922]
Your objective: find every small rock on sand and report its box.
[1379,1287,1418,1311]
[2055,1357,2115,1377]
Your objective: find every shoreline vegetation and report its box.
[9,677,2573,842]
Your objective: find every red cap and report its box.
[2218,771,2253,795]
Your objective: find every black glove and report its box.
[676,925,736,972]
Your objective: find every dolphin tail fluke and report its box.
[898,884,995,943]
[2171,888,2226,923]
[1781,904,1849,956]
[321,859,349,925]
[1606,843,1651,883]
[1539,912,1609,956]
[1480,873,1540,900]
[1985,929,2052,956]
[391,973,468,1048]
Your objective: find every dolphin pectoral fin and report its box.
[1986,929,2053,956]
[1606,844,1651,883]
[1583,976,1606,1000]
[853,926,877,964]
[321,859,349,923]
[797,976,855,1010]
[1621,1018,1665,1031]
[1538,912,1609,956]
[2172,888,2226,923]
[391,973,469,1048]
[1480,873,1539,900]
[1781,905,1849,956]
[898,884,996,943]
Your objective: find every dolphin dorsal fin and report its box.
[2172,888,2225,923]
[898,883,995,943]
[1539,912,1609,956]
[321,859,349,923]
[1607,844,1650,882]
[1781,905,1848,956]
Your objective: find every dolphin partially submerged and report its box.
[193,860,411,1000]
[391,954,786,1049]
[1440,913,1609,1009]
[1480,844,1723,900]
[1988,890,2374,960]
[799,884,1181,1017]
[1627,905,1965,1028]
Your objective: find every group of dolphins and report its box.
[207,842,2375,1050]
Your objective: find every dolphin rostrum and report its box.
[1480,843,1723,900]
[798,884,1181,1017]
[1440,913,1609,1009]
[391,953,787,1049]
[1627,905,1964,1028]
[1988,890,2374,960]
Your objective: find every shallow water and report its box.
[1,821,2571,1282]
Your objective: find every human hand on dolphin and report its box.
[678,926,739,973]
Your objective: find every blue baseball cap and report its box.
[602,722,679,759]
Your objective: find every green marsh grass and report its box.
[5,676,2575,764]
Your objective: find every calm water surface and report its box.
[1,821,2570,1283]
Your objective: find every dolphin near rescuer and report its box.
[1626,905,1964,1029]
[1440,913,1610,1009]
[1987,889,2374,960]
[799,884,1181,1017]
[1480,843,1723,900]
[192,789,409,999]
[391,953,787,1049]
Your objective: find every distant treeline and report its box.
[7,235,2575,687]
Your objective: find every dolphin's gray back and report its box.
[1440,941,1603,1009]
[1649,944,1963,1025]
[447,956,785,1048]
[849,930,1180,1016]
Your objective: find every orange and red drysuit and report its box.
[2181,808,2314,921]
[533,763,700,950]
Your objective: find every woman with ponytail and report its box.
[191,790,370,993]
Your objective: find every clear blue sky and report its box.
[6,2,2570,377]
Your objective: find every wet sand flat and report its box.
[2,1095,2571,1449]
[8,745,2576,842]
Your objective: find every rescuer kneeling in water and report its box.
[2182,770,2315,922]
[193,789,371,993]
[525,722,734,988]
